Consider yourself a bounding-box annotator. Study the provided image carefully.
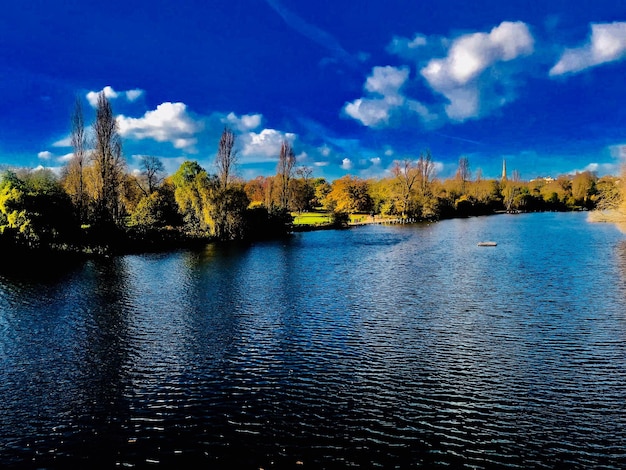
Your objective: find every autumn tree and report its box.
[392,159,420,217]
[326,175,373,214]
[455,156,471,193]
[89,91,126,226]
[244,176,269,207]
[290,166,315,212]
[572,171,597,208]
[63,97,88,222]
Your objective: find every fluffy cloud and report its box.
[38,151,53,160]
[117,102,201,150]
[86,86,145,107]
[341,158,353,170]
[550,22,626,76]
[420,21,534,120]
[346,21,533,127]
[344,66,434,127]
[221,112,263,132]
[239,128,296,160]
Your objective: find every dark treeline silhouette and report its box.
[0,94,618,256]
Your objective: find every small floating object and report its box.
[477,241,497,246]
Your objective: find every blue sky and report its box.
[1,0,625,181]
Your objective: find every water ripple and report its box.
[1,213,626,468]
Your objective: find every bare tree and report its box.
[216,127,237,190]
[139,155,165,195]
[456,156,471,190]
[91,91,126,224]
[416,150,436,197]
[296,166,313,182]
[392,159,419,217]
[277,140,296,210]
[63,97,88,222]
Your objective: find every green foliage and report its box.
[129,192,167,231]
[0,169,78,248]
[172,161,218,236]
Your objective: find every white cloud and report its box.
[344,65,434,127]
[550,22,626,76]
[344,98,394,127]
[38,151,53,160]
[571,162,620,176]
[239,128,296,160]
[365,65,410,97]
[125,89,144,101]
[52,136,72,148]
[341,158,353,170]
[421,21,534,121]
[222,112,263,132]
[37,150,74,162]
[117,102,201,150]
[86,85,145,107]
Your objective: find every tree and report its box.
[211,185,250,240]
[326,176,373,214]
[90,91,126,225]
[0,169,77,247]
[291,166,315,212]
[392,159,419,217]
[417,150,436,198]
[277,140,296,210]
[455,156,471,193]
[139,155,165,195]
[172,161,216,235]
[216,127,237,190]
[63,97,88,222]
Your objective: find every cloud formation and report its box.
[239,128,296,161]
[86,86,145,107]
[344,66,435,127]
[346,21,534,128]
[37,151,53,160]
[420,21,534,120]
[550,22,626,76]
[222,112,263,132]
[117,102,202,150]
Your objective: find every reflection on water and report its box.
[1,212,626,468]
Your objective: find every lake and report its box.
[1,212,626,468]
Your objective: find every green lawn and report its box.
[292,212,332,225]
[291,212,373,225]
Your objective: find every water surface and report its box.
[1,212,626,468]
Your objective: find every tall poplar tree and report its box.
[63,97,88,222]
[277,140,295,210]
[91,91,125,225]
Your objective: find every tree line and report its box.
[0,92,620,254]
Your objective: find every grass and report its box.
[291,211,376,226]
[292,212,332,225]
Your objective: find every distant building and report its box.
[502,159,507,181]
